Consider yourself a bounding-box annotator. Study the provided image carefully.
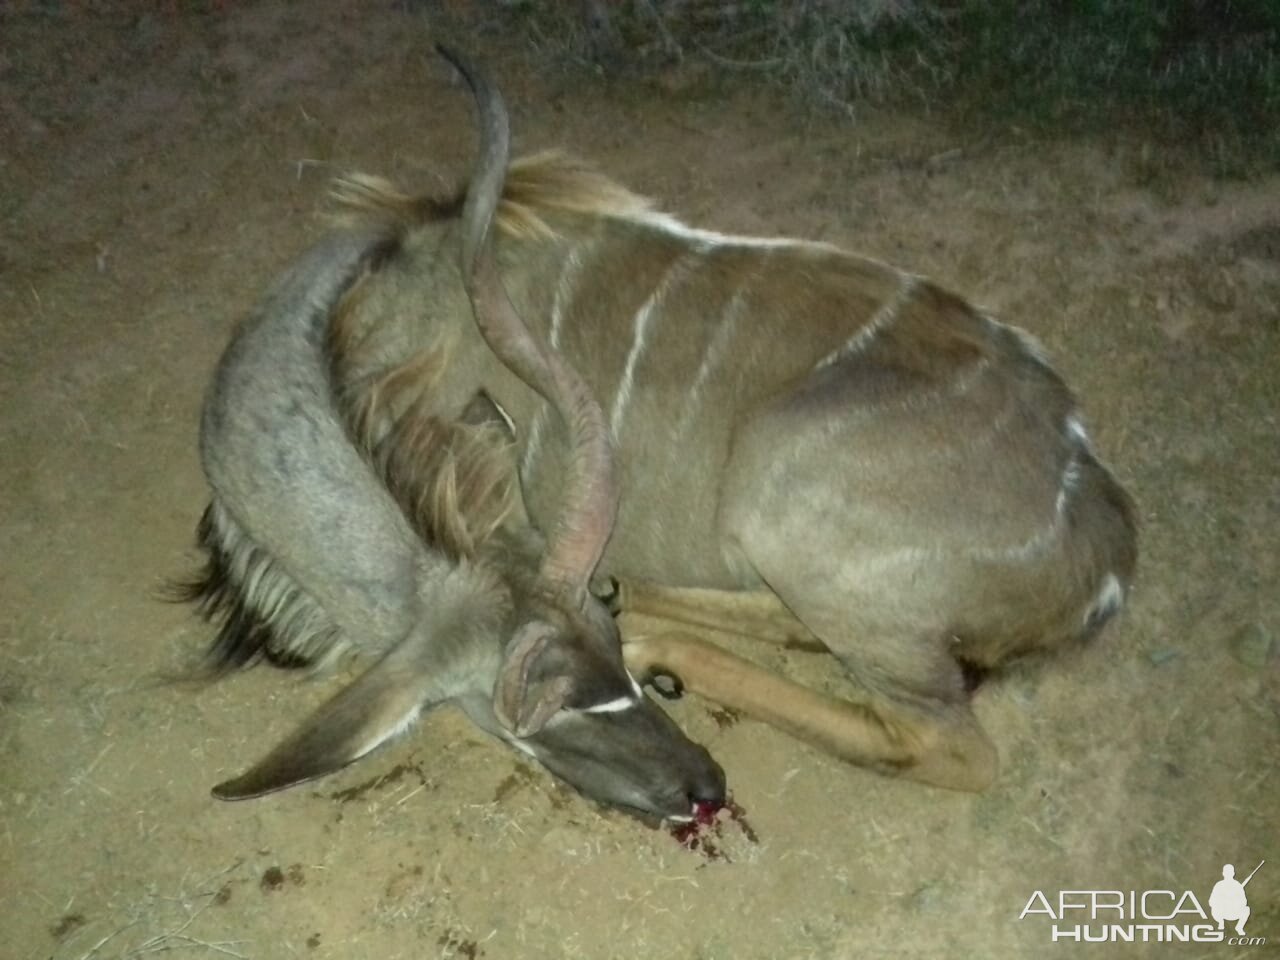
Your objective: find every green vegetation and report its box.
[951,1,1280,172]
[516,1,1280,172]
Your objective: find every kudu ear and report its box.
[212,646,434,800]
[493,623,574,738]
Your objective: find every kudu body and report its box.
[322,86,1137,793]
[184,50,1135,804]
[180,51,725,820]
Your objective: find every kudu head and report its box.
[439,46,725,820]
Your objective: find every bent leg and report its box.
[608,578,826,651]
[623,629,997,792]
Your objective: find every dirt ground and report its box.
[2,4,1277,959]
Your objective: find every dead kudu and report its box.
[180,49,1135,809]
[178,49,725,821]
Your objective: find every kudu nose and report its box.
[687,751,727,807]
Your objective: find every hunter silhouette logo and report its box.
[1210,861,1264,936]
[1019,858,1268,945]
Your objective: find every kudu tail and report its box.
[170,500,344,674]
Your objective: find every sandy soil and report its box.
[2,4,1276,959]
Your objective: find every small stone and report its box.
[1229,622,1273,668]
[1148,648,1179,667]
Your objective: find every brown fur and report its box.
[327,269,518,562]
[318,118,1136,795]
[328,150,655,240]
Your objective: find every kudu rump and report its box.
[180,49,1135,816]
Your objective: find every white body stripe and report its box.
[610,299,655,438]
[610,255,694,438]
[670,287,748,446]
[816,274,918,370]
[521,248,582,479]
[634,210,841,253]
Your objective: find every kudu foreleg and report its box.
[604,579,826,651]
[620,620,997,793]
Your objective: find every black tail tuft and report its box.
[165,504,311,673]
